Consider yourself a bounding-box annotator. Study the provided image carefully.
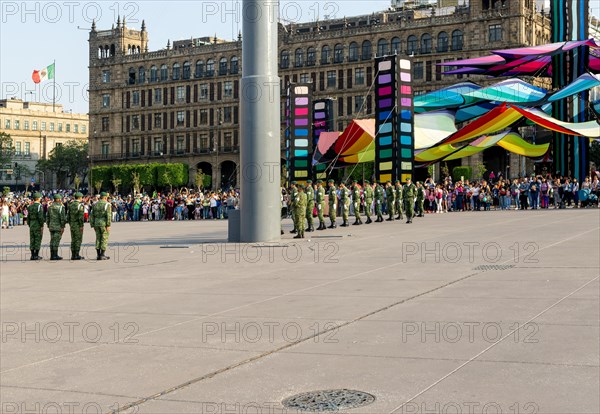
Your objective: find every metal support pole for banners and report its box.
[53,60,56,112]
[237,0,281,242]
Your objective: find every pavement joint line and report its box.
[388,226,600,413]
[109,225,600,413]
[275,349,600,368]
[0,384,140,400]
[388,274,600,413]
[1,213,595,398]
[0,212,592,376]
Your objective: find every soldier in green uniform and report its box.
[385,181,396,221]
[90,192,111,260]
[403,178,417,223]
[416,181,426,217]
[374,182,385,222]
[363,180,373,224]
[351,180,362,225]
[305,180,315,232]
[46,194,67,260]
[292,184,308,239]
[68,192,85,260]
[316,180,326,230]
[27,193,45,260]
[394,180,404,220]
[339,183,351,227]
[327,179,337,229]
[289,182,298,234]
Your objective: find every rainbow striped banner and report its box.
[312,99,333,180]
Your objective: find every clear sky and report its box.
[0,1,390,114]
[1,0,598,115]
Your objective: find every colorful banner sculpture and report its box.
[312,99,333,180]
[374,56,397,183]
[286,83,312,183]
[397,58,415,183]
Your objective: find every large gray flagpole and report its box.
[240,0,281,242]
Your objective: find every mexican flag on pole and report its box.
[32,63,55,84]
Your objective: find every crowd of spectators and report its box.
[1,171,599,230]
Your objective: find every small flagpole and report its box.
[52,60,56,112]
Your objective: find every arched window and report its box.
[307,47,316,66]
[160,64,168,81]
[321,45,331,64]
[98,46,104,59]
[391,37,401,54]
[334,44,344,63]
[377,39,389,56]
[230,56,239,74]
[195,60,204,78]
[361,40,372,60]
[452,30,463,51]
[138,66,146,84]
[437,32,449,52]
[219,57,228,75]
[348,42,359,62]
[128,67,136,85]
[110,44,115,57]
[206,59,215,76]
[280,50,289,69]
[407,35,417,54]
[295,49,304,67]
[421,33,432,54]
[150,65,158,82]
[172,63,181,80]
[127,45,132,55]
[182,61,191,79]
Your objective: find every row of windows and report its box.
[280,31,465,68]
[123,57,240,85]
[101,81,239,109]
[99,133,238,156]
[1,119,86,134]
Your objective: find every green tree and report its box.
[37,140,88,188]
[0,132,14,168]
[195,169,206,191]
[94,180,103,194]
[132,172,141,195]
[112,178,122,194]
[473,161,487,180]
[347,162,374,183]
[74,175,81,191]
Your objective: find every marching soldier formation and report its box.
[26,191,111,261]
[283,177,426,234]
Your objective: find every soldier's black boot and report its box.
[281,229,284,235]
[353,219,359,225]
[341,220,348,227]
[50,250,63,261]
[96,249,102,260]
[100,250,110,260]
[293,234,302,239]
[71,251,83,261]
[30,250,36,261]
[317,222,325,230]
[34,250,43,260]
[366,217,372,224]
[290,228,297,234]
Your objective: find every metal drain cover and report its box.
[473,264,516,271]
[282,389,375,412]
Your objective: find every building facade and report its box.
[88,0,551,188]
[0,99,89,189]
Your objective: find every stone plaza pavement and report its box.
[0,209,598,413]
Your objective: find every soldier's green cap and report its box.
[352,179,358,183]
[364,180,370,184]
[298,184,305,189]
[328,179,335,183]
[291,181,297,186]
[316,180,323,184]
[306,180,312,184]
[33,192,42,199]
[74,192,83,198]
[53,194,62,200]
[100,192,108,197]
[395,180,401,184]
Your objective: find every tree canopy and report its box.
[37,140,88,188]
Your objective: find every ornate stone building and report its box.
[88,0,551,188]
[0,99,88,189]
